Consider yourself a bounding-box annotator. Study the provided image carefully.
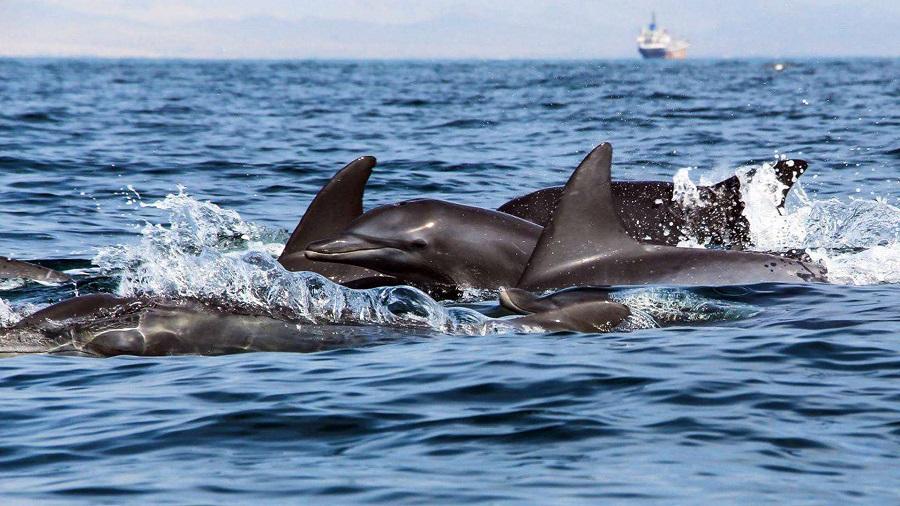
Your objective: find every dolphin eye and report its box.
[411,238,428,249]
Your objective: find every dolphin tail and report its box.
[711,158,808,210]
[278,157,385,284]
[516,143,639,290]
[771,159,808,209]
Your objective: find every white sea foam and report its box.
[672,167,705,208]
[613,288,760,331]
[94,189,505,335]
[671,162,900,285]
[0,279,25,291]
[0,298,20,327]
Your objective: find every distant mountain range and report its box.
[2,0,898,59]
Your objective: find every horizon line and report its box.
[3,54,898,62]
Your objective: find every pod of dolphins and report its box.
[0,143,827,356]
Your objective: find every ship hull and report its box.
[639,47,687,59]
[638,47,667,59]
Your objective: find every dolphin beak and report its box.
[304,234,384,261]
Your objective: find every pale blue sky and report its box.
[2,0,898,59]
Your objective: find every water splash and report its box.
[613,288,760,331]
[672,167,705,208]
[737,162,796,246]
[137,187,286,256]
[0,279,25,291]
[0,298,20,327]
[807,245,900,285]
[671,162,899,285]
[737,163,900,284]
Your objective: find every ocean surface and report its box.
[0,58,898,503]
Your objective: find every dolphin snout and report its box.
[304,234,383,260]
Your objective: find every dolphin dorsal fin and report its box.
[278,156,375,271]
[517,143,638,289]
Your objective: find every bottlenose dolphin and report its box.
[1,288,632,356]
[304,199,542,291]
[300,156,810,292]
[499,287,629,332]
[516,143,827,291]
[498,159,807,248]
[0,256,71,284]
[2,294,403,356]
[278,156,395,288]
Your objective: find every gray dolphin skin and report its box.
[517,143,827,291]
[0,256,72,284]
[0,289,631,356]
[278,156,395,288]
[304,199,542,290]
[16,293,139,328]
[1,294,400,356]
[500,286,613,314]
[498,159,807,248]
[499,287,629,332]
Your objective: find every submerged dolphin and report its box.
[278,156,396,288]
[0,256,71,285]
[1,294,406,356]
[499,286,629,332]
[516,143,827,290]
[499,159,807,248]
[1,289,632,356]
[304,199,542,291]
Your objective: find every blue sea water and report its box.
[0,58,899,503]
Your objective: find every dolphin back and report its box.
[0,256,72,285]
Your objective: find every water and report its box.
[1,58,898,503]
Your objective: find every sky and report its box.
[2,0,899,59]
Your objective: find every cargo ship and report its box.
[636,13,689,59]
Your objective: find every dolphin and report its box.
[516,143,827,291]
[498,159,807,248]
[300,157,811,292]
[1,289,632,356]
[0,256,72,285]
[1,294,404,356]
[499,286,629,332]
[277,156,396,288]
[304,199,542,292]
